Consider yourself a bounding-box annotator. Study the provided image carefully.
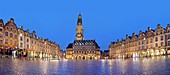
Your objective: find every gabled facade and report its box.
[0,18,60,59]
[109,24,169,59]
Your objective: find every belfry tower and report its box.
[76,14,84,40]
[66,14,100,60]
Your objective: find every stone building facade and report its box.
[66,14,100,60]
[3,18,18,55]
[109,24,170,59]
[0,18,60,59]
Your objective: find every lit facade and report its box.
[0,18,60,59]
[109,24,170,59]
[0,19,4,53]
[66,14,100,60]
[3,18,18,55]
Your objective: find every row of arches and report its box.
[73,51,96,54]
[116,48,167,59]
[73,56,96,60]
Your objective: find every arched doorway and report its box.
[74,56,77,59]
[150,49,154,57]
[90,56,92,59]
[79,56,81,59]
[83,56,85,59]
[160,49,165,55]
[155,50,160,56]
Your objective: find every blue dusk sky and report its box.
[0,1,170,50]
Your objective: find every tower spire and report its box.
[77,13,82,25]
[76,13,84,40]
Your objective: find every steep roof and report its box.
[66,43,73,48]
[73,40,100,48]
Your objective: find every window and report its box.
[10,28,13,31]
[142,46,144,49]
[146,40,148,44]
[27,39,29,43]
[10,33,13,38]
[138,46,140,50]
[5,39,8,44]
[150,38,153,43]
[5,32,8,36]
[156,32,158,35]
[142,40,144,44]
[155,43,158,47]
[27,44,29,49]
[0,34,2,38]
[0,29,2,32]
[0,40,2,45]
[161,36,164,40]
[31,40,33,44]
[14,35,17,39]
[20,37,23,41]
[20,43,23,47]
[138,41,140,45]
[161,42,164,46]
[168,34,170,39]
[160,32,162,34]
[168,41,170,46]
[155,37,158,42]
[168,30,170,32]
[0,24,2,26]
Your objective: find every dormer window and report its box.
[160,32,163,34]
[10,28,13,31]
[156,32,158,35]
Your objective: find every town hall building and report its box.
[66,14,100,60]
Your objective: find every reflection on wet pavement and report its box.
[0,56,170,75]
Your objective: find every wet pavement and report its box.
[0,56,170,75]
